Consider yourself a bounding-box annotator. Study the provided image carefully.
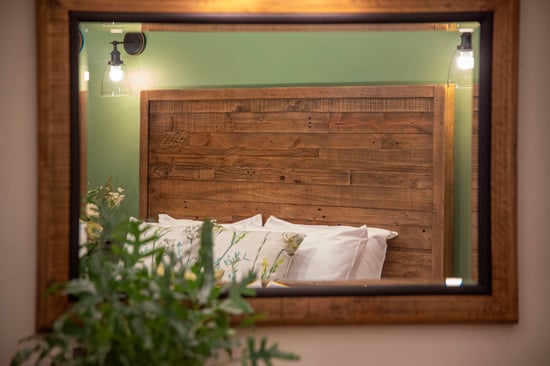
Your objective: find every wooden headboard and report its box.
[139,85,454,280]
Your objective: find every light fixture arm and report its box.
[108,32,147,65]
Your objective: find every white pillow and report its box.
[263,216,368,281]
[131,219,305,283]
[263,215,397,281]
[348,227,398,280]
[158,213,263,230]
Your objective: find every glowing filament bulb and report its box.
[457,50,474,70]
[109,65,124,82]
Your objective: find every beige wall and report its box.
[1,0,549,364]
[0,0,38,363]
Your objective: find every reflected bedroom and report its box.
[75,20,482,295]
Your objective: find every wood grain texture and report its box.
[37,0,518,328]
[472,89,479,281]
[57,0,515,14]
[140,85,453,280]
[37,0,72,331]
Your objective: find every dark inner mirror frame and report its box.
[69,11,493,297]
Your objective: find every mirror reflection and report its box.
[77,21,480,288]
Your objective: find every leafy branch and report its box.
[12,182,299,365]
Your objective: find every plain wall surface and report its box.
[1,0,549,365]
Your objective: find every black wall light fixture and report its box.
[101,32,146,97]
[447,29,475,89]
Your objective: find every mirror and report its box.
[77,21,481,285]
[37,0,518,330]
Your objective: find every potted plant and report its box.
[12,182,299,365]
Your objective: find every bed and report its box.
[138,84,455,285]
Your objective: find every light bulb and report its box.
[447,31,476,89]
[101,34,147,96]
[102,63,131,96]
[456,50,474,70]
[109,65,124,82]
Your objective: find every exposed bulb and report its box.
[109,65,124,82]
[456,50,474,70]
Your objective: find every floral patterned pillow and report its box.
[131,221,203,272]
[133,221,305,283]
[211,225,304,283]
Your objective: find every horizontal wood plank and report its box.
[351,170,432,189]
[150,150,434,173]
[145,85,436,102]
[329,112,434,133]
[382,249,432,278]
[320,148,432,166]
[150,165,351,186]
[149,97,434,114]
[150,165,432,189]
[149,111,435,134]
[146,198,432,227]
[152,179,433,211]
[152,131,434,150]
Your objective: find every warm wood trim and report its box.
[37,0,72,331]
[431,85,455,278]
[56,0,513,14]
[472,87,479,281]
[139,91,150,220]
[37,0,518,329]
[144,85,436,100]
[488,0,519,321]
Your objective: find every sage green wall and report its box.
[81,24,477,278]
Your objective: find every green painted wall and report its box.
[80,23,478,279]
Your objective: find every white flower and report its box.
[85,203,99,218]
[107,191,125,208]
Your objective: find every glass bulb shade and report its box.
[101,63,132,96]
[447,49,475,89]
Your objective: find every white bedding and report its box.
[80,213,398,282]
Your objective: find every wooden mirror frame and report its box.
[36,0,518,330]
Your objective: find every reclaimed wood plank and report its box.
[149,165,351,186]
[154,179,433,211]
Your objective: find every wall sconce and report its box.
[101,32,146,97]
[447,29,475,89]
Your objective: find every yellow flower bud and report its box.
[184,270,197,281]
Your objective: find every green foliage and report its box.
[12,195,299,365]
